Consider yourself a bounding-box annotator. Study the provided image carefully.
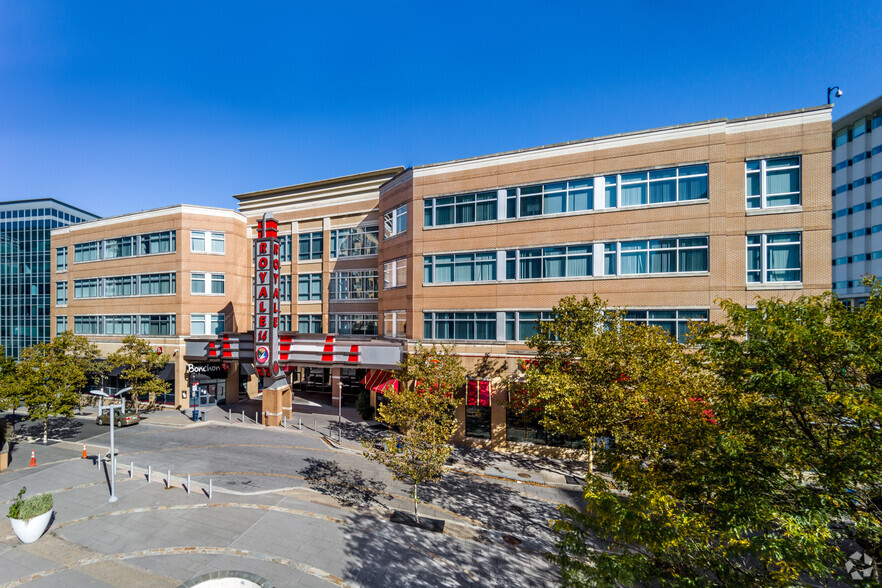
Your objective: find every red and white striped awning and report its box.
[361,369,399,393]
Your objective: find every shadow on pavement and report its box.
[420,471,573,545]
[449,445,589,480]
[299,457,392,509]
[14,416,84,441]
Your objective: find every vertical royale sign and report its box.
[254,212,281,378]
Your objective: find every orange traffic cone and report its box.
[82,443,87,459]
[29,450,36,467]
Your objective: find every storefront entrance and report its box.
[187,363,229,406]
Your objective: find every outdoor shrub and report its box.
[7,487,52,521]
[356,387,374,420]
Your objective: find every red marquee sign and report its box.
[254,212,281,378]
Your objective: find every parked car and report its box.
[96,411,140,427]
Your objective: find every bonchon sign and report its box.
[254,212,281,378]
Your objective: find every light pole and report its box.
[828,86,843,105]
[93,386,131,503]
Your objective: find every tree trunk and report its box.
[587,444,594,475]
[413,482,420,524]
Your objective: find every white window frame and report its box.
[56,281,68,306]
[384,310,406,338]
[191,272,224,295]
[190,313,225,336]
[746,231,802,284]
[383,258,407,289]
[56,247,68,273]
[191,230,225,254]
[745,156,801,210]
[384,204,408,239]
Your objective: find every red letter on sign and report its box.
[257,330,268,342]
[259,242,267,254]
[273,242,279,255]
[273,316,278,328]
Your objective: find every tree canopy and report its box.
[534,293,882,586]
[363,343,466,523]
[106,335,171,409]
[15,332,99,444]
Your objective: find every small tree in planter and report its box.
[362,344,466,527]
[7,486,53,544]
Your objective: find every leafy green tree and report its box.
[549,290,882,586]
[106,335,171,410]
[521,295,710,474]
[0,346,19,413]
[362,344,466,523]
[15,332,99,444]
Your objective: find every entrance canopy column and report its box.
[331,367,342,409]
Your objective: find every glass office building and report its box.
[0,199,99,358]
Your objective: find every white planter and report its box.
[9,509,52,544]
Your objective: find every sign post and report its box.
[254,212,281,380]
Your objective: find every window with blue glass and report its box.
[423,312,496,341]
[504,311,553,342]
[425,192,497,228]
[424,252,496,284]
[623,309,708,343]
[298,314,322,334]
[504,179,594,219]
[746,156,801,209]
[610,237,708,275]
[330,226,378,258]
[614,165,708,207]
[504,246,592,279]
[298,231,323,261]
[298,273,321,301]
[747,232,801,283]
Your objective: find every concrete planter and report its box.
[9,510,52,544]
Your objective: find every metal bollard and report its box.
[314,419,317,433]
[209,478,213,499]
[166,470,171,489]
[283,416,286,428]
[148,465,152,483]
[229,409,232,422]
[255,411,259,424]
[96,456,100,470]
[130,462,134,478]
[299,417,302,430]
[187,474,191,494]
[241,410,245,423]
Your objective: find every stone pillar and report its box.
[262,386,282,427]
[331,367,342,408]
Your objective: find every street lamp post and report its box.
[93,386,131,504]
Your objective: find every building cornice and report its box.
[51,204,245,235]
[412,105,832,178]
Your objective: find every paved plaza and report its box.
[0,402,588,587]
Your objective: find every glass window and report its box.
[329,270,378,300]
[211,273,224,294]
[211,232,225,254]
[56,315,68,334]
[330,226,379,258]
[73,278,100,299]
[298,314,322,334]
[383,205,408,239]
[747,232,802,283]
[624,309,709,344]
[191,272,206,294]
[104,276,135,297]
[298,273,322,301]
[746,157,801,209]
[105,315,134,335]
[74,316,102,335]
[191,231,206,252]
[504,246,593,280]
[298,231,323,261]
[424,192,498,227]
[56,247,68,272]
[465,406,491,439]
[73,241,100,263]
[423,312,496,341]
[384,310,406,338]
[189,313,220,336]
[191,231,223,253]
[279,235,292,262]
[616,237,708,275]
[140,273,175,295]
[330,313,378,335]
[56,281,68,305]
[139,230,176,255]
[384,258,407,289]
[104,236,135,259]
[140,314,177,336]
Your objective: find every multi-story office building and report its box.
[1,199,98,358]
[831,95,882,305]
[51,205,250,407]
[228,105,832,452]
[234,167,406,396]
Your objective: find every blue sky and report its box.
[1,1,880,217]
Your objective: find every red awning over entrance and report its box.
[362,369,399,393]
